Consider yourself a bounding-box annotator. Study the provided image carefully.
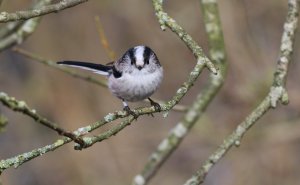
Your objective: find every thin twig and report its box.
[132,0,227,184]
[0,7,218,170]
[94,16,117,61]
[0,0,219,174]
[183,0,298,184]
[0,92,86,145]
[152,0,218,75]
[0,0,89,23]
[0,22,23,39]
[0,0,53,52]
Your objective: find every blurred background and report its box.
[1,0,300,185]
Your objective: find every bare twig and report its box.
[183,0,298,184]
[0,0,89,23]
[0,0,53,52]
[0,5,218,170]
[132,0,227,184]
[1,0,217,175]
[0,92,86,145]
[0,22,23,39]
[152,0,218,75]
[94,16,117,61]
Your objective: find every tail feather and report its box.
[57,61,112,76]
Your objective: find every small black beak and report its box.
[137,66,143,70]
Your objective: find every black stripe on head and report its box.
[153,53,161,66]
[143,46,152,65]
[128,47,136,65]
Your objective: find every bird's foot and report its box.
[148,98,161,112]
[123,106,138,120]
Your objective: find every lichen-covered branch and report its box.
[0,22,23,39]
[0,84,190,173]
[0,137,71,174]
[74,116,135,150]
[0,0,53,52]
[0,0,88,23]
[132,1,227,184]
[0,92,86,145]
[74,47,219,149]
[0,0,219,169]
[152,0,218,75]
[0,49,211,171]
[183,0,298,184]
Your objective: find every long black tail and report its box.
[57,61,112,76]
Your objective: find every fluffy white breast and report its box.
[108,67,163,102]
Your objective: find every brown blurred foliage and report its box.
[0,0,300,185]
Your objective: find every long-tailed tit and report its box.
[57,45,163,118]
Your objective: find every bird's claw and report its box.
[148,98,162,112]
[123,106,138,120]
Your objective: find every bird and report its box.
[57,45,163,118]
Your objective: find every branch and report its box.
[94,16,117,61]
[0,18,40,51]
[0,0,88,23]
[132,0,227,184]
[0,0,219,174]
[0,96,178,172]
[0,22,23,39]
[183,0,298,184]
[152,0,218,75]
[0,137,71,174]
[0,0,53,52]
[0,92,86,145]
[0,4,219,169]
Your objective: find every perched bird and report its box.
[57,45,163,118]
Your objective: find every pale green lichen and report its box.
[22,18,38,33]
[0,12,8,21]
[269,86,284,108]
[17,101,27,108]
[157,139,169,151]
[104,113,116,122]
[171,123,188,138]
[0,92,7,98]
